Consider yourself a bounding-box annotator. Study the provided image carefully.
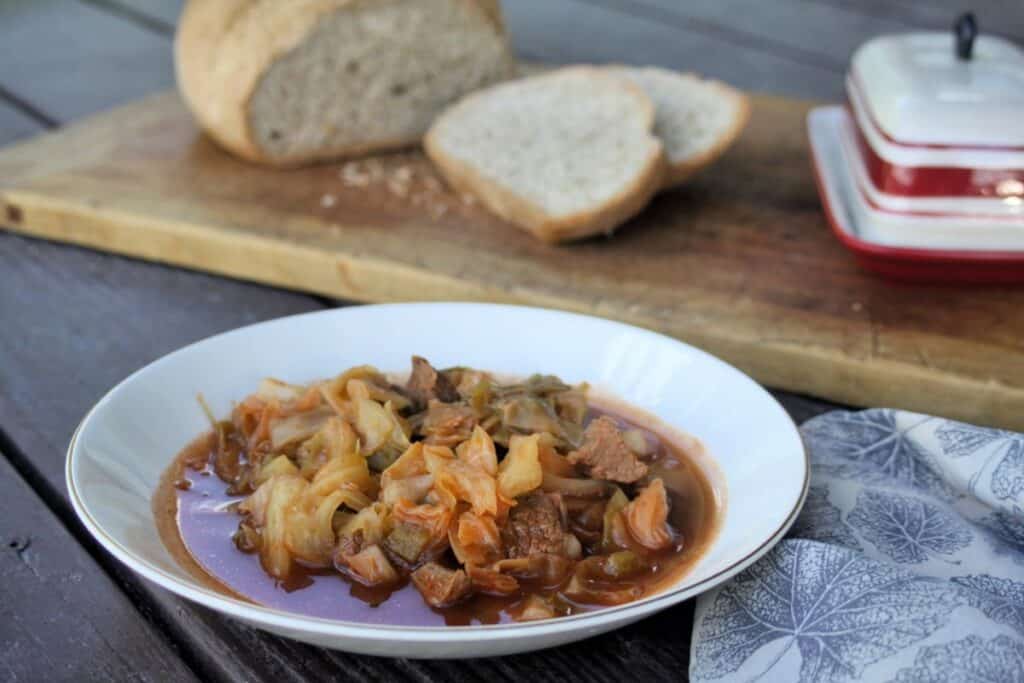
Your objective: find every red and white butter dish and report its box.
[846,18,1024,202]
[807,15,1024,282]
[808,106,1024,284]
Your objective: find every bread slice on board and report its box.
[175,0,514,166]
[607,66,749,188]
[424,67,666,243]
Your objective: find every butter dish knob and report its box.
[954,12,978,60]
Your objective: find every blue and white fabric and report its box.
[690,409,1024,682]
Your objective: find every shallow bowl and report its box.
[67,303,806,658]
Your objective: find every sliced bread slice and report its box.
[175,0,514,166]
[607,67,749,188]
[424,67,666,243]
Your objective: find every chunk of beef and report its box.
[406,356,458,409]
[502,492,565,558]
[411,562,473,608]
[567,416,648,484]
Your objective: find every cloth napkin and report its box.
[689,409,1024,682]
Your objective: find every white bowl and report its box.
[67,303,807,659]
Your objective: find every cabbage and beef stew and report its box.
[158,357,719,625]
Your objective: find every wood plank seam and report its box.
[3,185,1020,430]
[0,84,59,129]
[77,0,176,37]
[574,0,847,72]
[0,423,210,681]
[810,0,1024,42]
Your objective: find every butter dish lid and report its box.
[849,15,1024,148]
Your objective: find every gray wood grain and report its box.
[0,100,43,147]
[0,0,173,123]
[79,0,178,34]
[610,0,908,71]
[0,232,323,492]
[0,453,198,682]
[816,0,1024,42]
[503,0,843,99]
[103,0,182,24]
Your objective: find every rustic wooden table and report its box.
[2,2,1021,681]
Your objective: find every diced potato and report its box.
[388,499,452,560]
[384,523,432,564]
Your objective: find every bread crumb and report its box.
[320,194,337,208]
[851,302,863,312]
[364,159,384,177]
[340,163,371,187]
[394,166,413,183]
[387,178,409,198]
[461,193,477,207]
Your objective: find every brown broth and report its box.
[154,397,723,626]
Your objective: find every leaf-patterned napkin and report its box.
[690,410,1024,682]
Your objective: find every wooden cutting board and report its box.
[1,91,1022,430]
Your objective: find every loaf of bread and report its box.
[424,67,666,243]
[175,0,514,166]
[606,66,749,188]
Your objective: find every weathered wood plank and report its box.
[0,232,324,494]
[0,453,199,682]
[502,0,842,98]
[79,0,179,34]
[0,100,44,147]
[813,0,1024,43]
[613,0,908,70]
[0,0,173,123]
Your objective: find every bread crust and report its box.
[175,0,510,166]
[660,76,750,188]
[603,66,749,189]
[425,67,667,244]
